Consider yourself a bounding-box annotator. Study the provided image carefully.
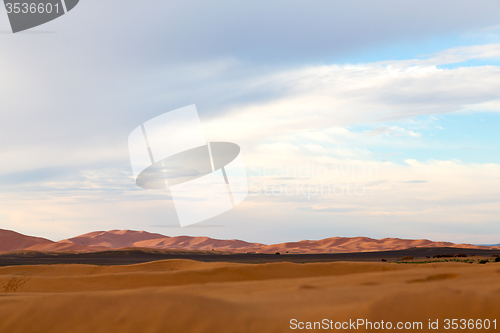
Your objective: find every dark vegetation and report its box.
[0,247,499,266]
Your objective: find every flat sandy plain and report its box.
[1,250,499,332]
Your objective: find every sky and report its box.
[0,0,500,244]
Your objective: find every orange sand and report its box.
[3,229,495,253]
[0,259,499,332]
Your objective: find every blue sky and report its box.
[337,25,500,64]
[327,23,500,166]
[0,0,500,244]
[348,112,500,164]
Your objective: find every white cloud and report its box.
[203,43,500,147]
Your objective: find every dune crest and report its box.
[0,229,54,252]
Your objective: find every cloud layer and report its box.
[0,1,500,243]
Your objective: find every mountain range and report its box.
[0,229,498,254]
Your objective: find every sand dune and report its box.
[257,236,494,253]
[1,228,498,254]
[0,260,404,293]
[24,240,106,252]
[0,259,499,332]
[134,235,262,252]
[61,230,168,249]
[0,229,54,252]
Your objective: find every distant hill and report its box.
[0,229,54,252]
[1,229,498,254]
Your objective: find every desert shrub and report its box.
[479,259,489,264]
[433,254,454,258]
[495,257,500,263]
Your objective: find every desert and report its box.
[2,229,497,254]
[0,229,500,332]
[1,259,500,332]
[4,2,500,332]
